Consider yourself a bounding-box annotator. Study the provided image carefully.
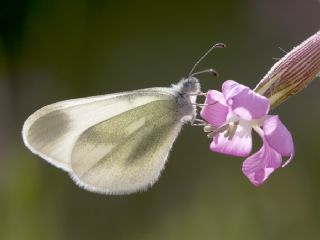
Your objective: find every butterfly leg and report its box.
[191,118,207,126]
[186,91,207,96]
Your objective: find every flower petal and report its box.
[200,90,229,126]
[242,140,282,186]
[263,115,294,157]
[222,80,248,103]
[210,125,252,157]
[222,80,270,120]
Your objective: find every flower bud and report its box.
[254,31,320,108]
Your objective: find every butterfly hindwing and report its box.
[70,100,183,194]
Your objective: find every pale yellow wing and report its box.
[70,99,182,195]
[22,88,175,171]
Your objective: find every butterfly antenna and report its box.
[188,43,226,78]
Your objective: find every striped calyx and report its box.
[254,31,320,109]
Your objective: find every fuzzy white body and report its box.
[22,78,200,194]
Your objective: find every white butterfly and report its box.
[22,43,225,195]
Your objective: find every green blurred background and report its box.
[0,1,319,239]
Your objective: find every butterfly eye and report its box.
[184,81,192,88]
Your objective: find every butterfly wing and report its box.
[70,99,183,194]
[22,88,177,172]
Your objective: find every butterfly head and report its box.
[174,77,200,95]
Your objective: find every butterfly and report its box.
[22,43,225,195]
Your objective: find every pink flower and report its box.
[201,80,294,186]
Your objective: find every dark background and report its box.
[0,1,319,239]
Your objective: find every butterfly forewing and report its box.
[22,88,175,171]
